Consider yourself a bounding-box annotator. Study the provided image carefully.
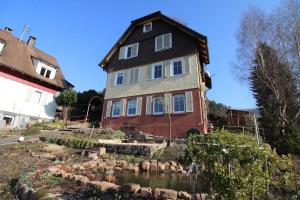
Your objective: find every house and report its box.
[99,12,211,138]
[0,27,71,129]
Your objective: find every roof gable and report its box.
[99,11,209,69]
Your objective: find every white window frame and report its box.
[125,44,134,59]
[111,101,121,117]
[127,99,137,116]
[151,62,164,80]
[115,71,125,86]
[0,40,6,54]
[143,22,152,33]
[38,62,56,79]
[173,94,185,113]
[155,33,172,52]
[171,58,185,76]
[153,97,164,115]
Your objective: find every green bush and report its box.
[187,130,300,199]
[22,126,41,136]
[47,136,98,149]
[98,129,126,140]
[32,120,64,130]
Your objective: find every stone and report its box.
[88,181,120,192]
[170,161,177,167]
[139,187,152,197]
[195,193,208,200]
[127,163,139,173]
[58,164,74,173]
[121,183,141,194]
[170,166,177,173]
[157,162,166,172]
[104,175,117,183]
[177,164,184,173]
[72,163,81,169]
[99,147,106,155]
[178,191,192,200]
[150,162,157,172]
[154,188,178,200]
[117,160,128,168]
[48,165,60,173]
[72,175,89,186]
[141,161,150,171]
[115,167,123,171]
[88,151,98,159]
[82,160,98,169]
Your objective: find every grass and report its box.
[32,121,64,130]
[48,135,98,149]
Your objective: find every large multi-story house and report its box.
[99,12,211,138]
[0,27,71,129]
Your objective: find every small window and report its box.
[112,101,121,117]
[127,99,137,116]
[152,63,163,79]
[0,40,6,54]
[40,67,46,76]
[155,33,172,51]
[173,95,185,113]
[45,70,51,78]
[143,22,152,33]
[115,72,125,86]
[153,97,164,115]
[126,46,132,58]
[119,43,139,60]
[39,65,54,79]
[32,91,42,104]
[172,60,184,76]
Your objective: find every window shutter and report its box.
[136,97,142,115]
[134,68,139,82]
[124,70,130,84]
[132,43,139,57]
[147,65,152,80]
[184,56,190,74]
[25,88,33,103]
[106,100,112,117]
[119,46,125,60]
[163,33,171,49]
[121,99,127,116]
[146,96,152,115]
[185,91,193,112]
[129,69,135,84]
[155,35,163,51]
[164,93,172,113]
[164,60,171,77]
[111,72,116,87]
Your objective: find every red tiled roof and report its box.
[0,28,65,89]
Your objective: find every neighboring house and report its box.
[99,12,211,138]
[0,27,71,129]
[226,108,260,127]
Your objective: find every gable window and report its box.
[112,101,121,117]
[172,59,184,76]
[0,40,6,54]
[152,63,163,79]
[127,99,137,116]
[143,22,152,33]
[173,95,185,113]
[153,97,164,115]
[119,43,139,60]
[155,33,172,52]
[115,72,125,86]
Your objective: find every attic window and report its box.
[143,22,152,33]
[0,40,6,54]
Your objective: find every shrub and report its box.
[47,136,98,149]
[153,144,191,165]
[22,126,41,136]
[187,130,300,199]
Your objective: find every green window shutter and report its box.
[121,99,127,116]
[146,96,152,115]
[185,91,193,112]
[147,65,152,80]
[136,97,142,115]
[119,46,125,60]
[132,43,139,57]
[110,72,115,87]
[106,100,112,117]
[164,60,171,77]
[184,56,190,74]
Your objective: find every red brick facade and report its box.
[101,88,207,138]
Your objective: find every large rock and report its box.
[99,147,106,155]
[178,191,191,200]
[195,193,208,200]
[88,181,120,192]
[72,175,89,186]
[157,162,166,172]
[170,161,177,167]
[121,183,141,194]
[82,160,98,169]
[139,187,152,197]
[127,163,139,173]
[170,166,177,173]
[141,161,150,171]
[150,162,157,172]
[154,188,178,200]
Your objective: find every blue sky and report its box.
[1,0,281,108]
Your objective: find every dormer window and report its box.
[33,58,56,80]
[40,67,52,78]
[143,22,152,33]
[0,40,6,54]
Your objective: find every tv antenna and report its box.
[18,25,30,42]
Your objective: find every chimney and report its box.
[4,27,13,34]
[27,36,36,48]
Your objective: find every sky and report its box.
[1,0,282,109]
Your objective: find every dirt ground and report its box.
[0,141,88,199]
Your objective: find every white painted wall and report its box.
[0,76,57,123]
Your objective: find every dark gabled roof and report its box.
[99,11,209,69]
[0,28,65,89]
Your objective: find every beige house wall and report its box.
[104,53,202,100]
